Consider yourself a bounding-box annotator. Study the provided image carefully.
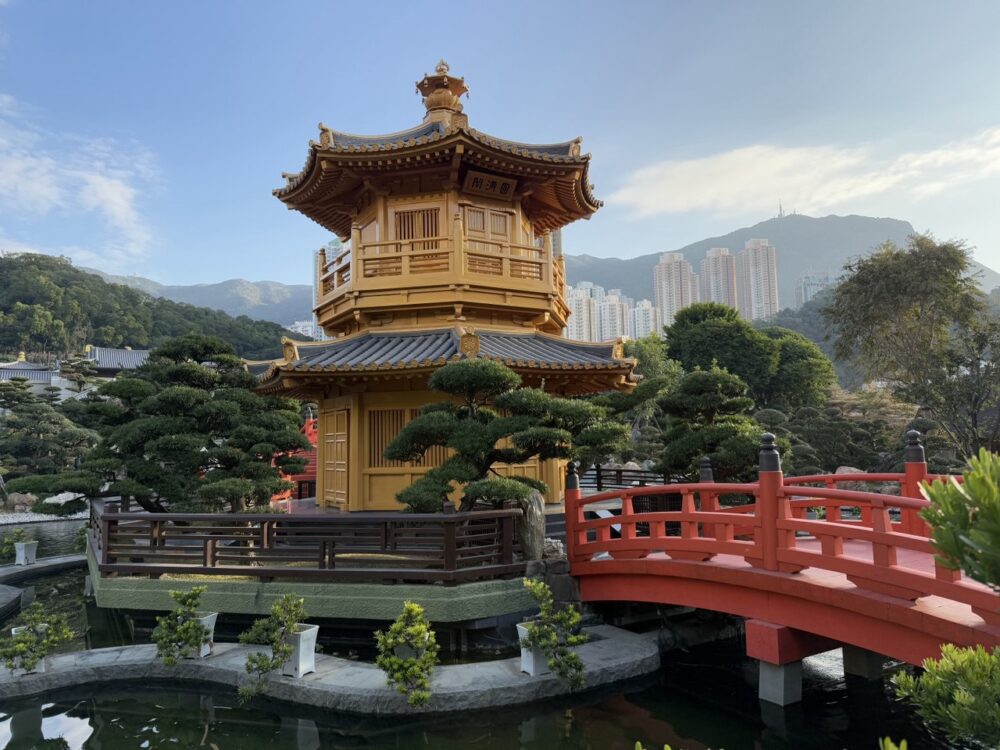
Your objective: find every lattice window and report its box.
[368,409,406,468]
[395,208,440,251]
[489,211,509,239]
[464,207,486,234]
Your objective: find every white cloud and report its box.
[0,93,158,270]
[609,128,1000,219]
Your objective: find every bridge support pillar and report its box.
[842,645,886,680]
[759,661,802,706]
[746,619,839,706]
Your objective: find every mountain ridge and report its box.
[82,214,1000,323]
[566,214,1000,305]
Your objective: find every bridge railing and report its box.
[565,431,999,628]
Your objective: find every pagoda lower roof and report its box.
[254,328,635,396]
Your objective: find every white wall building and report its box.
[631,299,662,339]
[736,239,780,321]
[653,252,699,326]
[700,247,738,309]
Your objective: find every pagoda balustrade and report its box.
[317,233,563,307]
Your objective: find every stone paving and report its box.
[0,624,660,715]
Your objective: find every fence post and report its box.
[699,456,715,483]
[564,461,581,562]
[756,434,783,571]
[902,430,930,536]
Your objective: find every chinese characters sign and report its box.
[463,170,517,200]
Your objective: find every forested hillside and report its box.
[0,254,295,359]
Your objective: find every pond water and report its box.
[0,640,955,749]
[2,520,86,558]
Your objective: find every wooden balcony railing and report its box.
[317,234,560,305]
[88,501,524,585]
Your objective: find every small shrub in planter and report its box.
[1,527,28,560]
[1,528,37,566]
[0,602,74,674]
[518,578,588,688]
[375,601,440,707]
[152,586,218,665]
[238,594,317,702]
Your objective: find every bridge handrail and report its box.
[565,442,1000,630]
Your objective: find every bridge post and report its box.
[902,430,930,536]
[842,645,887,680]
[564,461,581,561]
[757,434,783,571]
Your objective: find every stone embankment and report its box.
[0,625,660,715]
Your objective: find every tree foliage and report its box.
[824,236,999,458]
[665,303,834,409]
[890,451,1000,747]
[375,601,440,707]
[764,289,865,389]
[656,366,780,482]
[9,335,309,513]
[0,253,297,359]
[383,359,628,512]
[0,377,98,481]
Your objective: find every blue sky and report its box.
[1,0,999,285]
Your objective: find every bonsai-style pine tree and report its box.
[656,365,780,482]
[0,376,98,481]
[8,335,310,513]
[383,359,627,512]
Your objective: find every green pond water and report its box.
[0,639,957,749]
[0,555,961,749]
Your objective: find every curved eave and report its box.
[255,357,635,398]
[274,127,601,237]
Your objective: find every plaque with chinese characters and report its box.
[462,170,517,200]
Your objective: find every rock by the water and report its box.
[42,492,83,507]
[542,537,565,559]
[516,491,546,561]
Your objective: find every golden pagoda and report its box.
[256,62,635,511]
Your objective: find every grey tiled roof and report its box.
[478,332,617,365]
[245,361,273,378]
[85,347,150,371]
[289,330,459,371]
[325,121,447,149]
[270,329,626,377]
[0,368,55,384]
[0,360,50,371]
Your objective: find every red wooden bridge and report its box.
[565,433,1000,703]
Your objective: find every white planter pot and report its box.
[14,541,38,566]
[281,623,318,678]
[191,612,218,659]
[9,625,46,675]
[516,622,550,677]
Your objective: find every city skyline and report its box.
[566,238,805,342]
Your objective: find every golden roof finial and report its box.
[416,60,468,119]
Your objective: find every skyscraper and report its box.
[736,239,780,321]
[653,252,699,325]
[631,299,663,339]
[567,286,599,341]
[699,247,738,309]
[599,293,631,341]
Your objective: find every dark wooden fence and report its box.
[89,501,524,585]
[579,466,669,493]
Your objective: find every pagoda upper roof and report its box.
[274,62,601,239]
[254,327,635,397]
